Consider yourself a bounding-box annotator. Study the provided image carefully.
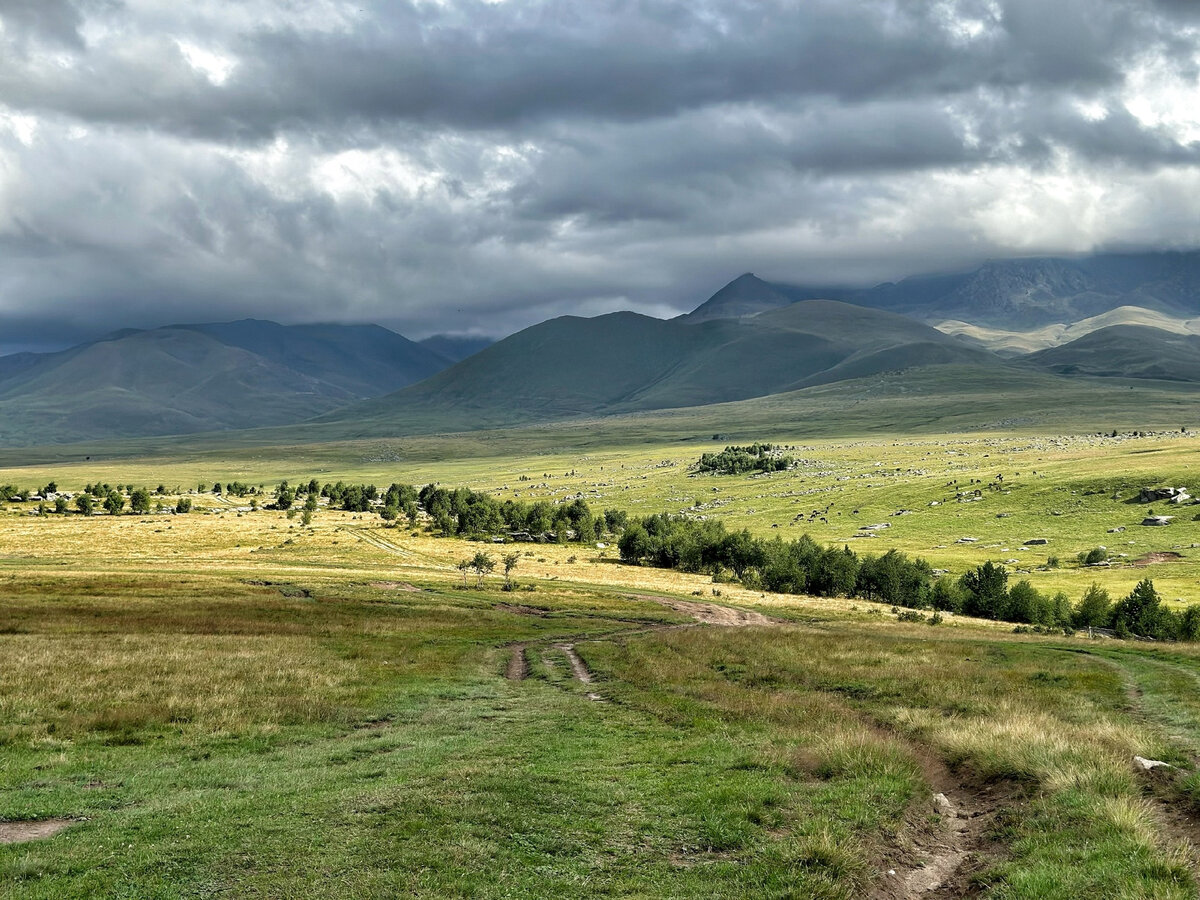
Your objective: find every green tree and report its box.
[470,551,495,588]
[275,481,294,510]
[1111,578,1165,638]
[618,523,651,564]
[960,562,1009,619]
[1004,579,1045,624]
[53,496,69,514]
[129,488,152,515]
[75,495,94,516]
[1073,584,1112,628]
[103,490,125,516]
[503,552,520,589]
[930,576,964,613]
[1179,606,1200,642]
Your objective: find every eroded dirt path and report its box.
[556,643,605,700]
[555,644,593,683]
[873,736,1016,899]
[506,644,529,681]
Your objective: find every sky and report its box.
[1,0,1199,351]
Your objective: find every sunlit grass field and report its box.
[1,427,1200,896]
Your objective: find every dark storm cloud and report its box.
[0,0,1199,346]
[0,0,87,49]
[0,1,1167,138]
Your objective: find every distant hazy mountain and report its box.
[418,334,495,363]
[321,299,996,433]
[1023,325,1200,382]
[937,306,1200,356]
[0,320,450,445]
[758,251,1200,329]
[178,319,447,396]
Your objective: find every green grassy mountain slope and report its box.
[1023,324,1200,382]
[0,329,359,445]
[0,320,453,446]
[323,300,999,433]
[180,319,448,396]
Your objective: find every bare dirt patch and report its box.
[1132,551,1185,567]
[628,594,778,626]
[1134,761,1200,871]
[0,819,74,844]
[506,644,529,681]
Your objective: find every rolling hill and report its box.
[1023,325,1200,382]
[0,320,451,445]
[321,298,998,434]
[935,306,1200,356]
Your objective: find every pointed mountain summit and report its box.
[683,273,796,322]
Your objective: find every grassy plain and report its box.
[1,424,1200,896]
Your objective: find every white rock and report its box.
[1133,755,1175,771]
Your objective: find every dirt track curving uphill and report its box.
[627,594,779,626]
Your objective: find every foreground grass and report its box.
[1,430,1200,896]
[3,550,1200,896]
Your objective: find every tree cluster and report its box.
[418,484,614,542]
[617,514,917,602]
[695,443,794,475]
[615,514,1200,641]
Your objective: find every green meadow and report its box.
[1,422,1200,897]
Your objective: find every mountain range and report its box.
[0,320,455,445]
[2,250,1200,447]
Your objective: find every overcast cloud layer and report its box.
[1,0,1199,349]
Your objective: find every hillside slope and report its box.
[1024,325,1200,382]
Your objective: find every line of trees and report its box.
[275,478,626,544]
[615,513,1200,640]
[417,484,625,543]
